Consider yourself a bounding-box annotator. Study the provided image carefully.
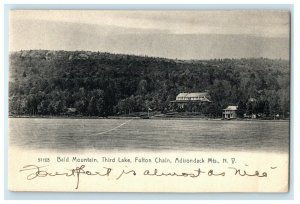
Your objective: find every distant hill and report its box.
[9,50,290,118]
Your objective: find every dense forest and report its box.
[9,50,290,118]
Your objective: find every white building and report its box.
[222,106,238,119]
[175,92,211,102]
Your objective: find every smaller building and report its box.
[67,108,77,115]
[243,113,256,119]
[223,106,238,119]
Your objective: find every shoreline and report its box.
[8,115,290,122]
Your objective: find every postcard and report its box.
[8,10,290,192]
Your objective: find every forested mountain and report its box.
[9,50,290,118]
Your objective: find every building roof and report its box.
[249,98,257,102]
[224,106,238,111]
[67,108,77,113]
[176,92,209,98]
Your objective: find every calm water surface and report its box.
[9,118,289,153]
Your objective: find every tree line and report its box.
[9,50,290,118]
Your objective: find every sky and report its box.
[9,10,290,60]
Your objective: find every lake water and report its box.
[9,118,289,153]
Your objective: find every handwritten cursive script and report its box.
[20,165,112,189]
[19,164,276,189]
